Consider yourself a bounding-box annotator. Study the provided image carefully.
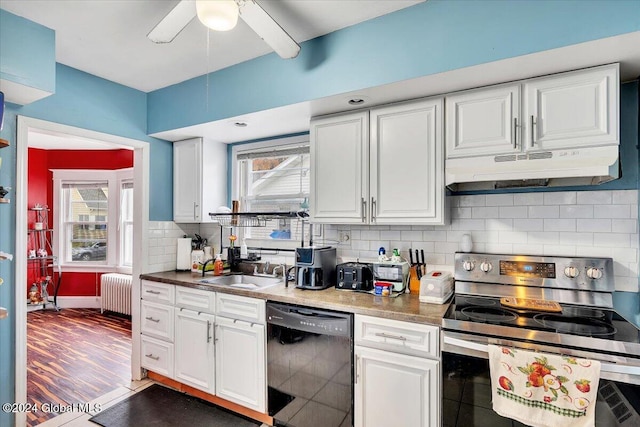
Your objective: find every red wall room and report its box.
[27,148,134,298]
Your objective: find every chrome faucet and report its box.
[272,264,286,278]
[263,261,270,275]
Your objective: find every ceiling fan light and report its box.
[196,0,239,31]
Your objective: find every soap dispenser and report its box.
[240,239,248,258]
[213,254,224,276]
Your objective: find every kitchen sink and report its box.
[199,274,283,290]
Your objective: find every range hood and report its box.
[445,145,619,192]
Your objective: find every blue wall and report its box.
[148,0,640,134]
[0,9,55,94]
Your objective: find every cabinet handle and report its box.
[513,117,518,149]
[214,324,218,343]
[145,316,160,323]
[371,197,376,222]
[145,290,161,295]
[207,320,212,343]
[374,332,407,341]
[193,202,198,220]
[145,353,160,361]
[361,198,366,223]
[530,115,536,147]
[355,354,360,385]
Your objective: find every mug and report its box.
[28,249,36,258]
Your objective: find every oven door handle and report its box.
[443,336,640,377]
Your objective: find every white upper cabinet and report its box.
[524,64,618,151]
[445,63,619,159]
[173,137,227,223]
[370,98,445,224]
[311,97,446,225]
[446,84,520,158]
[310,111,369,223]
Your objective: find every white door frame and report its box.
[15,116,150,427]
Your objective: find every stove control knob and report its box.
[479,261,493,273]
[564,266,579,278]
[587,267,603,280]
[462,260,475,271]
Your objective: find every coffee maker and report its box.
[295,246,336,290]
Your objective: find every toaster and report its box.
[336,262,373,291]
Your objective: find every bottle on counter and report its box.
[213,254,224,276]
[240,239,248,258]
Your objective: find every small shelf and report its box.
[27,256,57,261]
[28,229,54,233]
[209,211,309,227]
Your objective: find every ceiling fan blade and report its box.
[147,0,197,44]
[239,0,300,59]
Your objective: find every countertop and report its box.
[140,271,450,327]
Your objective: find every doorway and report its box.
[15,116,150,427]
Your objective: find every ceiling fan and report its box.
[147,0,301,59]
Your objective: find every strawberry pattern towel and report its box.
[488,344,601,427]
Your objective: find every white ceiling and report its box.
[1,0,424,92]
[3,1,640,149]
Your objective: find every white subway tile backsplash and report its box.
[543,219,576,232]
[512,244,544,254]
[485,243,513,253]
[459,195,486,207]
[380,230,401,240]
[361,230,380,240]
[613,276,639,292]
[543,245,576,256]
[528,206,560,218]
[593,233,631,248]
[576,219,612,233]
[424,230,447,241]
[451,207,472,219]
[499,231,526,244]
[485,194,514,206]
[400,230,424,241]
[485,219,513,231]
[499,206,528,218]
[544,192,576,205]
[528,232,560,245]
[472,207,500,218]
[612,190,638,205]
[576,191,612,205]
[576,246,612,257]
[611,247,639,264]
[513,219,544,232]
[514,193,544,205]
[452,219,486,231]
[594,204,631,219]
[559,205,594,218]
[558,232,593,246]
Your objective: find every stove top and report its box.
[443,253,640,357]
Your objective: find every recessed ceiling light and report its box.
[348,98,365,105]
[234,121,248,128]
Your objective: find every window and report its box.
[232,136,310,246]
[53,169,133,271]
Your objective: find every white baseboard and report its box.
[56,296,101,309]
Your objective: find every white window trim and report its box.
[230,135,311,249]
[52,168,133,272]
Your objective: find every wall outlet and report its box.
[339,231,350,244]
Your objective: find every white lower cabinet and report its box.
[215,315,266,412]
[354,314,440,427]
[140,281,267,415]
[174,308,215,394]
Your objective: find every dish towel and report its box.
[488,344,601,427]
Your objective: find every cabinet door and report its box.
[215,316,266,412]
[370,98,446,224]
[445,84,520,158]
[310,111,369,224]
[173,138,203,223]
[174,308,215,394]
[524,64,618,151]
[354,346,439,427]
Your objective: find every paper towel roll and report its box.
[176,238,192,271]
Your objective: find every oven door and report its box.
[442,331,640,427]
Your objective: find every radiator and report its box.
[101,273,132,316]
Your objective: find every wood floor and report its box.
[27,308,132,426]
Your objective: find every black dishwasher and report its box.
[267,302,353,427]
